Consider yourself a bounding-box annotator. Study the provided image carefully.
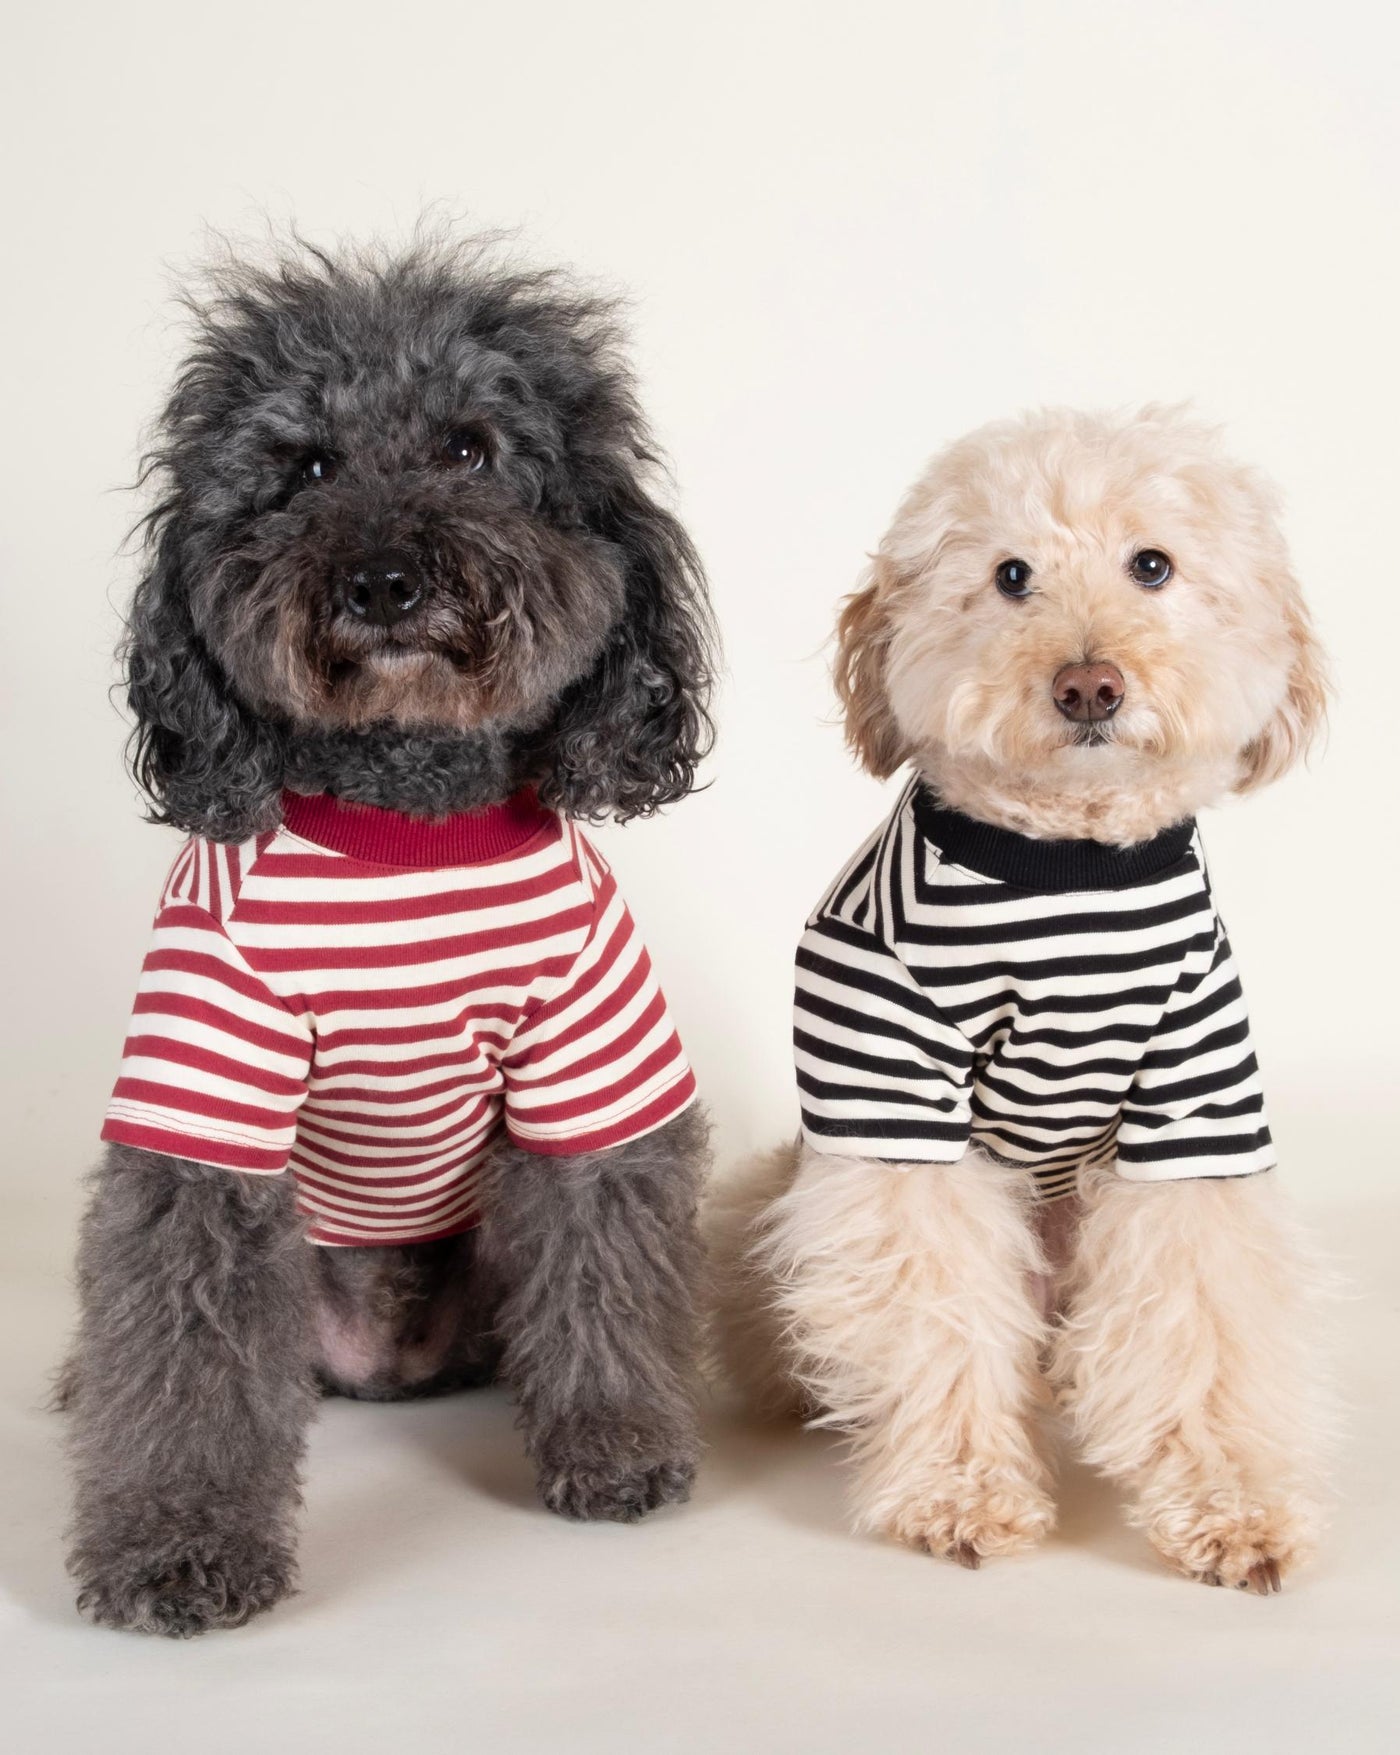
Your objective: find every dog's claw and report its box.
[951,1541,982,1570]
[1243,1558,1283,1596]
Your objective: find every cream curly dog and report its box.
[716,406,1331,1594]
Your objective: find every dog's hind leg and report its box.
[1049,1168,1329,1593]
[65,1146,316,1636]
[760,1144,1055,1563]
[481,1106,708,1522]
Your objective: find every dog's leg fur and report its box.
[705,1137,809,1417]
[482,1107,708,1521]
[758,1143,1055,1563]
[1049,1168,1328,1592]
[65,1145,316,1636]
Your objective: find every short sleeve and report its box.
[501,850,696,1156]
[101,900,314,1173]
[1116,924,1275,1181]
[795,910,975,1162]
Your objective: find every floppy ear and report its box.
[1235,572,1330,794]
[123,514,285,842]
[834,555,906,778]
[533,469,716,823]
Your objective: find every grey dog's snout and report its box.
[338,552,422,627]
[1053,661,1125,723]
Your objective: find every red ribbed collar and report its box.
[279,789,555,868]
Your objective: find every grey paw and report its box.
[532,1415,699,1523]
[72,1534,296,1637]
[540,1455,696,1522]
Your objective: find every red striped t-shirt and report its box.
[101,790,697,1246]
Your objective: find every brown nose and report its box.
[1053,661,1125,723]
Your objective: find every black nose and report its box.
[339,553,422,627]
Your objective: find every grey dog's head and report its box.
[124,236,715,839]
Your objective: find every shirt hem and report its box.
[508,1072,698,1158]
[100,1117,288,1175]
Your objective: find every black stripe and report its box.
[938,982,1178,1024]
[976,1063,1130,1110]
[1137,1017,1249,1072]
[796,990,975,1067]
[994,1046,1142,1081]
[794,1027,970,1088]
[1126,1052,1261,1108]
[890,890,1207,947]
[1120,1095,1266,1130]
[903,933,1214,988]
[802,1112,969,1144]
[797,1070,963,1114]
[1117,1127,1272,1163]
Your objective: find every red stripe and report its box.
[514,948,652,1065]
[515,993,672,1096]
[110,1076,293,1132]
[130,991,307,1057]
[245,902,593,973]
[292,1123,494,1165]
[315,1011,519,1050]
[299,1099,494,1138]
[143,940,305,1017]
[305,1071,499,1109]
[101,1117,287,1172]
[231,863,574,926]
[513,1036,687,1127]
[509,1074,696,1156]
[120,1033,307,1098]
[207,841,223,918]
[313,1038,508,1080]
[293,1168,485,1212]
[289,1146,496,1191]
[293,956,577,1014]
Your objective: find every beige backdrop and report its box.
[3,3,1398,1751]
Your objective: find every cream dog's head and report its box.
[836,406,1328,844]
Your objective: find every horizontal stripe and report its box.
[105,817,694,1245]
[796,778,1273,1188]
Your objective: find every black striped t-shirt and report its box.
[795,779,1274,1199]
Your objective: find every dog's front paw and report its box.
[71,1531,296,1637]
[876,1473,1055,1567]
[1145,1487,1318,1593]
[534,1420,698,1523]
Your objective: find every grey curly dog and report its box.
[63,235,716,1637]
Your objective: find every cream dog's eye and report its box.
[995,558,1034,598]
[1129,548,1173,589]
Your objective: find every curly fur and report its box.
[751,1145,1054,1562]
[65,1149,315,1636]
[123,232,715,840]
[720,406,1332,1590]
[1048,1168,1331,1590]
[68,232,716,1634]
[836,405,1328,844]
[480,1107,709,1521]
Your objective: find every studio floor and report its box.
[3,1192,1397,1755]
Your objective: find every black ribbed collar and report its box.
[914,786,1196,891]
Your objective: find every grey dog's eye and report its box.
[995,558,1034,598]
[442,428,490,471]
[301,456,338,486]
[1129,548,1173,588]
